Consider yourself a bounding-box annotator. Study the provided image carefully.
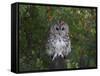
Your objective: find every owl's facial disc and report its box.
[51,21,69,36]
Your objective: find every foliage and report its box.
[19,4,97,71]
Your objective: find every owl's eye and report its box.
[56,27,59,30]
[62,27,64,30]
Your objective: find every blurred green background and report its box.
[19,4,97,72]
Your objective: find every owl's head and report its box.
[50,20,69,36]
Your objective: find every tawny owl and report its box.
[46,20,71,61]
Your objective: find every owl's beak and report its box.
[59,32,61,35]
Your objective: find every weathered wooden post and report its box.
[49,56,66,69]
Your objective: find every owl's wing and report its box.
[46,35,55,56]
[67,40,71,54]
[63,38,71,57]
[45,26,54,55]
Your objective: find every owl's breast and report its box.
[53,37,66,49]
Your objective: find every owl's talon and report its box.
[52,53,64,61]
[52,53,57,61]
[60,54,64,58]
